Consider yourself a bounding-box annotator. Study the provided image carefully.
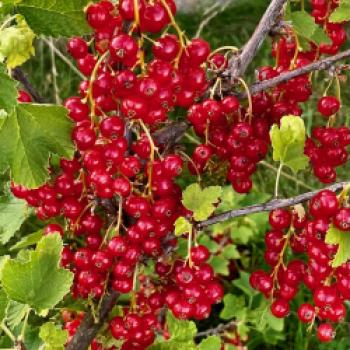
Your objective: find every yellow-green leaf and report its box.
[329,0,350,22]
[39,322,68,350]
[0,15,35,68]
[174,217,192,237]
[270,115,308,173]
[325,225,350,267]
[182,183,222,221]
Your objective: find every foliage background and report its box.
[2,0,350,349]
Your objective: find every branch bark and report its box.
[65,290,119,350]
[238,48,350,98]
[197,181,350,230]
[228,0,287,80]
[12,68,45,103]
[196,320,237,338]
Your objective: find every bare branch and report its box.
[12,68,45,103]
[239,48,350,98]
[197,181,350,230]
[196,320,237,338]
[65,290,119,350]
[229,0,287,80]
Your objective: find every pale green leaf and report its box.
[222,245,240,260]
[0,104,74,188]
[5,301,30,329]
[182,183,222,221]
[325,225,350,267]
[0,289,8,322]
[166,310,197,341]
[17,0,92,37]
[329,2,350,23]
[0,192,27,244]
[1,234,73,313]
[0,16,35,68]
[220,294,247,320]
[291,11,330,45]
[270,115,308,173]
[0,63,17,113]
[210,255,229,276]
[39,322,68,350]
[197,235,219,253]
[198,336,221,350]
[10,230,43,250]
[174,217,192,237]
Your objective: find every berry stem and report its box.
[237,78,253,123]
[274,163,284,198]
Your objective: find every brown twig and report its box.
[65,290,119,350]
[197,181,349,230]
[238,48,350,98]
[11,67,45,103]
[228,0,287,80]
[196,320,238,338]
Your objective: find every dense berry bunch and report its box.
[305,126,350,183]
[250,189,350,342]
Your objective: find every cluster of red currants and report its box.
[250,189,350,342]
[305,125,350,183]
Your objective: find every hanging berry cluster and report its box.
[250,189,350,343]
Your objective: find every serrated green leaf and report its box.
[270,115,308,173]
[220,294,247,320]
[265,309,284,332]
[5,301,30,329]
[325,225,350,267]
[174,217,192,237]
[232,271,258,297]
[182,184,222,221]
[199,336,221,350]
[39,322,68,350]
[311,26,332,45]
[222,245,240,260]
[291,11,330,46]
[0,63,17,113]
[329,1,350,23]
[167,311,197,341]
[230,225,254,244]
[0,192,27,244]
[17,0,92,37]
[0,104,74,188]
[0,16,35,68]
[0,289,8,322]
[10,229,42,250]
[197,235,219,253]
[1,234,73,313]
[210,255,229,276]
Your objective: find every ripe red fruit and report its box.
[18,90,32,103]
[334,208,350,231]
[297,303,315,323]
[317,96,340,117]
[309,190,339,219]
[270,299,290,318]
[269,209,292,230]
[317,323,335,342]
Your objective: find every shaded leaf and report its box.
[0,63,18,113]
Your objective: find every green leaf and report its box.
[210,255,229,276]
[329,0,350,23]
[174,217,192,237]
[222,245,240,260]
[17,0,92,37]
[5,301,30,329]
[199,336,221,350]
[166,311,197,341]
[1,234,73,313]
[0,289,8,322]
[10,230,43,250]
[182,184,222,221]
[0,15,35,68]
[230,225,255,244]
[325,225,350,267]
[0,192,28,244]
[39,322,68,350]
[291,11,331,45]
[197,235,219,253]
[0,104,74,188]
[220,294,247,320]
[232,271,258,297]
[0,63,18,113]
[270,115,308,173]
